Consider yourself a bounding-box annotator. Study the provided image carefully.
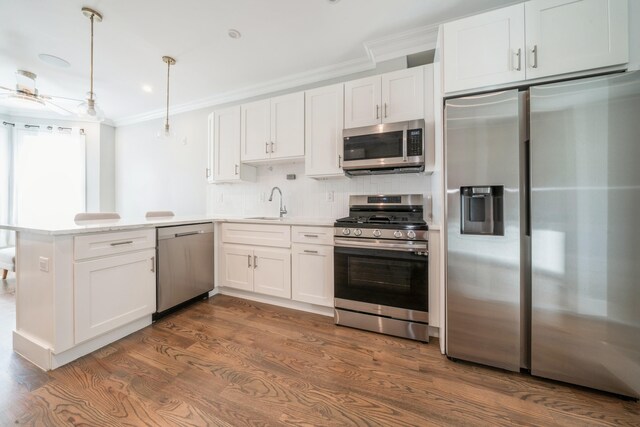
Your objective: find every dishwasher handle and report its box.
[175,231,202,238]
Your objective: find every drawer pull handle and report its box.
[265,142,269,154]
[304,250,318,254]
[531,45,538,69]
[254,255,258,268]
[303,234,318,238]
[110,240,133,246]
[248,254,252,268]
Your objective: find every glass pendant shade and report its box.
[77,92,104,121]
[156,121,175,140]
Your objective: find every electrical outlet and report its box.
[326,191,335,202]
[39,256,49,272]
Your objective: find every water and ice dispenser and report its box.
[460,186,504,236]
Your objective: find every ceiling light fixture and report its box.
[228,29,242,39]
[77,7,104,121]
[38,54,71,68]
[157,56,176,139]
[142,84,153,93]
[0,70,76,115]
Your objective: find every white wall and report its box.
[115,110,209,218]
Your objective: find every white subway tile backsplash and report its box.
[206,162,432,220]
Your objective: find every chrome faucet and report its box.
[269,186,287,218]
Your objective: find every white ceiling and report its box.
[0,0,518,125]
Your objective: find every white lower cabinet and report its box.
[220,243,291,299]
[291,243,333,307]
[253,248,291,299]
[73,248,156,344]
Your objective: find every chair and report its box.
[0,246,15,280]
[74,212,121,222]
[145,211,175,218]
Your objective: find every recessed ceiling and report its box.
[0,0,518,125]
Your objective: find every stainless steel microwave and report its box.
[342,119,425,175]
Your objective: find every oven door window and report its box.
[343,131,403,161]
[334,246,428,312]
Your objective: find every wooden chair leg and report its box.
[1,269,7,280]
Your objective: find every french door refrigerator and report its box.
[445,71,640,398]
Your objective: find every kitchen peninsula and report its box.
[1,215,337,370]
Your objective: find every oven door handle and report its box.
[334,237,428,254]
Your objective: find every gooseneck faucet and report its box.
[269,186,287,218]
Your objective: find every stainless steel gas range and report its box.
[333,194,429,342]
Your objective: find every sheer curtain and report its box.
[13,127,86,224]
[0,124,14,247]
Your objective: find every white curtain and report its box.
[13,127,86,225]
[0,124,14,247]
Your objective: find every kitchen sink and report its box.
[245,216,284,221]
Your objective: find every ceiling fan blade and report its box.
[40,93,83,102]
[0,86,13,92]
[44,99,74,116]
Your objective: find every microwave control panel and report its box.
[407,129,423,156]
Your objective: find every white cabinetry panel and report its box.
[305,84,344,177]
[381,67,424,124]
[74,249,155,344]
[525,0,628,79]
[292,244,333,307]
[253,247,291,299]
[344,76,381,129]
[444,4,526,93]
[219,244,254,291]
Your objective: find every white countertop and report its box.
[0,215,337,236]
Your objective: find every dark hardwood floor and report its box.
[0,290,638,426]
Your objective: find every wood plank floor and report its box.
[0,292,638,426]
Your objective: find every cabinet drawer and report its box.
[221,223,290,248]
[291,226,334,245]
[74,229,156,261]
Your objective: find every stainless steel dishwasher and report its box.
[155,222,214,318]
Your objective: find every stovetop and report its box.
[334,215,427,229]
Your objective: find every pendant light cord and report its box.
[165,60,170,128]
[90,13,94,101]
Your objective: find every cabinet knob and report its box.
[372,229,381,238]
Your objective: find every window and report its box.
[13,128,86,224]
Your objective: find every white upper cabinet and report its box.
[241,99,271,162]
[345,68,424,129]
[524,0,628,79]
[208,107,256,183]
[381,67,425,123]
[305,83,344,178]
[344,75,381,128]
[240,92,305,163]
[443,0,629,93]
[443,4,526,93]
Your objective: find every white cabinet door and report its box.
[74,249,155,344]
[220,245,254,291]
[241,99,271,162]
[344,75,382,129]
[210,107,256,183]
[213,106,240,181]
[270,92,305,160]
[305,84,344,177]
[291,244,333,307]
[382,67,424,123]
[525,0,628,79]
[443,4,525,93]
[253,247,291,299]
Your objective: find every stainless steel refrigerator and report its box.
[445,71,640,398]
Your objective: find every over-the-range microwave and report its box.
[342,119,425,176]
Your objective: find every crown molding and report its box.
[364,24,440,64]
[113,24,440,128]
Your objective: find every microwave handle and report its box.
[402,129,408,161]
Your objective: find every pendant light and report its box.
[157,56,176,139]
[78,7,104,121]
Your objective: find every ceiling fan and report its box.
[0,69,80,116]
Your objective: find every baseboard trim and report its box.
[215,287,334,317]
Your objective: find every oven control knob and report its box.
[353,229,362,236]
[342,228,351,236]
[394,231,403,238]
[407,230,416,239]
[372,229,382,238]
